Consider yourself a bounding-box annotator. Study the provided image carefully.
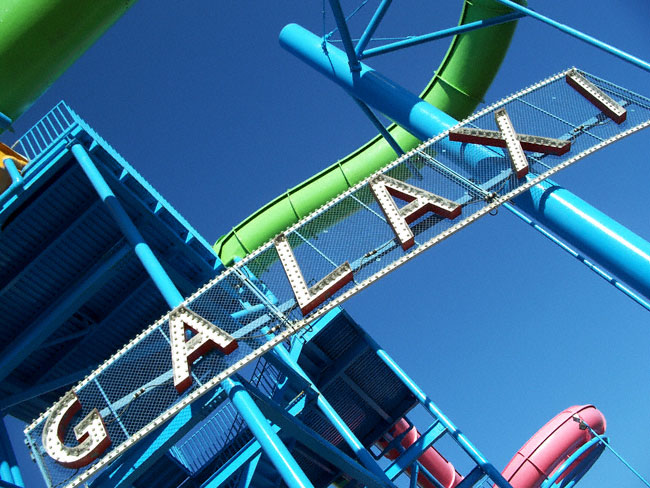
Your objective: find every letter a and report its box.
[42,391,111,468]
[275,234,353,315]
[370,174,461,250]
[169,306,238,393]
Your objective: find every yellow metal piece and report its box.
[0,142,29,193]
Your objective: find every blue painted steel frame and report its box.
[361,331,513,488]
[71,143,185,309]
[223,377,315,488]
[279,23,650,307]
[359,12,524,59]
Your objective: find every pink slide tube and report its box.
[501,405,606,488]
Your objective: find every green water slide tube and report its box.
[215,0,524,266]
[0,0,137,124]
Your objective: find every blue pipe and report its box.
[327,0,360,71]
[504,202,650,312]
[514,179,650,300]
[222,377,315,488]
[360,12,524,59]
[355,0,393,57]
[362,332,512,488]
[71,143,184,309]
[493,0,650,74]
[352,98,404,156]
[280,24,459,143]
[0,158,24,207]
[280,24,650,303]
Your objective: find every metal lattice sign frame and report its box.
[25,68,650,488]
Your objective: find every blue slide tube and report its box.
[280,24,650,302]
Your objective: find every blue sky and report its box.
[3,1,650,487]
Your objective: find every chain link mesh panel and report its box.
[25,69,650,488]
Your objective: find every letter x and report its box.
[449,108,572,179]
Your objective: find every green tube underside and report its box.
[0,0,137,122]
[215,0,524,266]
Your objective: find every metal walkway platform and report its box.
[0,102,221,421]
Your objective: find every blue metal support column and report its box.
[240,380,392,488]
[493,0,650,74]
[355,0,392,57]
[0,419,22,488]
[72,147,309,488]
[71,143,184,309]
[352,98,404,157]
[236,273,391,484]
[327,0,360,71]
[91,389,225,488]
[269,345,392,484]
[279,24,650,303]
[222,377,315,488]
[361,331,512,488]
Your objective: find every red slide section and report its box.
[501,405,606,488]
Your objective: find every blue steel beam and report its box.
[327,0,360,71]
[280,24,457,143]
[384,421,446,481]
[360,12,524,59]
[493,0,650,74]
[240,380,393,488]
[352,98,404,156]
[202,437,270,488]
[235,453,261,488]
[0,240,130,383]
[355,0,392,57]
[91,389,225,488]
[72,143,185,309]
[363,332,513,488]
[201,397,309,488]
[99,165,221,280]
[223,377,315,488]
[74,139,304,488]
[504,202,650,312]
[280,24,650,304]
[237,275,391,484]
[268,345,391,483]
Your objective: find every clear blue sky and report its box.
[4,2,650,487]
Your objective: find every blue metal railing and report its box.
[169,358,282,476]
[12,101,76,162]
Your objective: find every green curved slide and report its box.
[0,0,137,123]
[214,0,523,266]
[0,0,521,266]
